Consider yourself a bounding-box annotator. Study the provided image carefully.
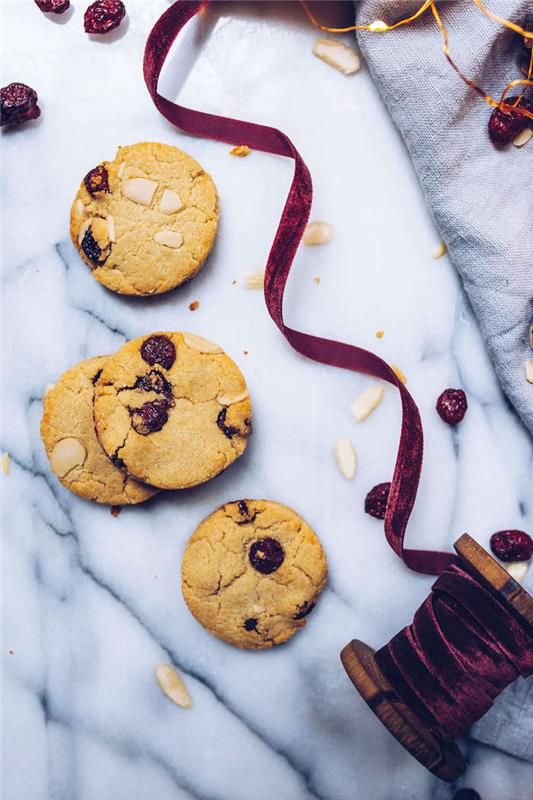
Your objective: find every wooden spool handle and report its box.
[340,534,533,782]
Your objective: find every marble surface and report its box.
[2,2,532,799]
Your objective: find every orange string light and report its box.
[300,0,533,120]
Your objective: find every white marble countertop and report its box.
[2,2,532,799]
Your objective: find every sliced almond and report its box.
[75,199,86,217]
[350,384,384,422]
[77,220,91,247]
[529,323,533,350]
[182,333,223,354]
[154,230,184,249]
[1,452,10,475]
[312,38,361,75]
[244,271,265,289]
[50,438,87,477]
[117,162,126,178]
[334,439,357,479]
[525,358,533,384]
[512,127,532,147]
[217,389,249,406]
[431,241,447,259]
[391,365,407,384]
[159,189,184,215]
[122,177,158,207]
[506,561,529,583]
[156,665,192,709]
[230,145,252,157]
[107,215,116,243]
[303,221,335,246]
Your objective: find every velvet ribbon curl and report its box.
[143,0,459,576]
[375,564,533,739]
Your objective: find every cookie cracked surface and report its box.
[40,356,157,505]
[181,500,327,649]
[70,142,219,296]
[93,333,252,490]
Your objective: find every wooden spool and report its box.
[340,534,533,782]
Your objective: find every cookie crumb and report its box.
[375,330,384,339]
[313,276,321,284]
[243,350,249,356]
[431,241,447,259]
[391,364,407,384]
[1,452,10,475]
[232,280,237,285]
[230,145,252,157]
[244,271,265,289]
[189,300,200,311]
[156,664,192,708]
[110,505,122,517]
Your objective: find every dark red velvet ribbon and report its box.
[375,564,533,739]
[143,0,459,575]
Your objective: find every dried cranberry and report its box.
[140,335,176,370]
[490,530,533,563]
[34,0,70,13]
[1,83,40,127]
[488,96,533,145]
[453,790,482,800]
[84,0,126,34]
[436,388,467,426]
[130,399,170,435]
[134,370,172,395]
[294,601,315,620]
[84,165,109,197]
[81,227,107,264]
[365,482,391,520]
[249,538,285,574]
[216,408,239,439]
[243,618,258,631]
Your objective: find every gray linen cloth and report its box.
[356,0,533,761]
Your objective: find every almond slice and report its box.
[217,389,249,406]
[312,38,361,75]
[244,271,265,289]
[159,189,184,215]
[122,177,158,207]
[156,665,192,708]
[525,358,533,384]
[303,221,335,245]
[154,231,184,249]
[117,162,126,178]
[107,215,116,243]
[50,438,87,477]
[334,439,357,479]
[77,220,91,247]
[512,128,532,147]
[431,241,447,259]
[350,384,384,422]
[506,561,529,583]
[75,199,85,216]
[182,333,223,354]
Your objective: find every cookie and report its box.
[41,356,157,505]
[93,332,252,490]
[70,142,219,296]
[181,500,328,649]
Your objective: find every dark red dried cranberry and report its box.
[130,399,170,435]
[1,83,40,127]
[249,538,285,575]
[216,408,239,439]
[453,790,482,800]
[81,227,107,264]
[436,388,467,425]
[134,370,172,395]
[488,96,532,145]
[84,0,126,34]
[140,335,176,370]
[34,0,70,13]
[294,601,315,620]
[243,618,258,631]
[490,530,533,563]
[365,482,391,520]
[84,165,109,196]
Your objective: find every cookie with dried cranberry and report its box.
[40,356,157,505]
[181,500,327,649]
[93,332,252,489]
[70,142,219,296]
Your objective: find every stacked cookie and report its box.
[41,332,252,504]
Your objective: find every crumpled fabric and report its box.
[357,0,533,761]
[357,0,533,437]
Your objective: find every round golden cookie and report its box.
[93,332,252,490]
[40,356,157,505]
[181,500,328,649]
[70,142,219,296]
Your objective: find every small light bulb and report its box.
[369,20,388,32]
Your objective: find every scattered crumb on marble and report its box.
[391,365,407,384]
[230,145,252,157]
[376,330,384,339]
[313,276,321,284]
[350,384,384,422]
[156,664,192,708]
[244,271,265,289]
[1,452,10,475]
[431,241,447,259]
[189,300,200,311]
